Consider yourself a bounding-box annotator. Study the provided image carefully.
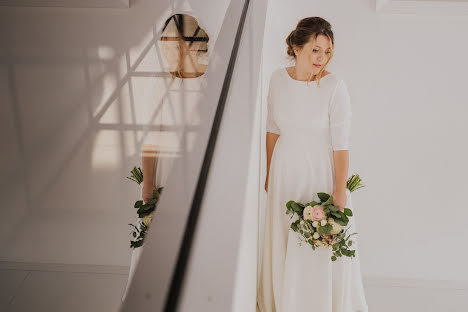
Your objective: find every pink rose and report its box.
[311,205,326,221]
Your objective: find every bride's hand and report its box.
[142,183,156,203]
[332,190,347,212]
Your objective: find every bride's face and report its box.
[294,34,332,74]
[160,39,204,73]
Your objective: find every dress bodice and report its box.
[266,67,352,152]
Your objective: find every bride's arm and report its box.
[142,144,157,202]
[265,132,280,192]
[329,79,352,209]
[333,150,349,193]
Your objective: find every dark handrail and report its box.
[163,0,251,310]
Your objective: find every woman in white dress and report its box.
[257,17,369,312]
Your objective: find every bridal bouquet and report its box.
[285,174,365,262]
[126,166,164,249]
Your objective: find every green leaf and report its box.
[291,223,298,232]
[146,198,158,205]
[308,201,319,207]
[291,202,302,213]
[331,211,342,218]
[339,211,349,223]
[142,204,154,211]
[348,241,353,246]
[134,200,143,208]
[318,224,332,235]
[326,195,334,205]
[331,256,337,261]
[334,218,347,226]
[343,208,353,216]
[329,205,339,212]
[317,192,330,202]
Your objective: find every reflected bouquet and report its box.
[126,166,163,249]
[285,174,364,261]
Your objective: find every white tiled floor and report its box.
[1,265,468,312]
[0,265,128,312]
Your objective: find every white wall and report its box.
[0,0,229,267]
[262,0,468,283]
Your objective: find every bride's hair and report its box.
[161,14,209,79]
[286,17,335,86]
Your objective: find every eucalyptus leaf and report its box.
[317,192,330,202]
[331,211,342,219]
[291,202,302,213]
[291,223,298,232]
[344,208,353,216]
[339,211,349,223]
[334,218,347,226]
[147,198,158,205]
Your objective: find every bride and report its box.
[257,17,369,312]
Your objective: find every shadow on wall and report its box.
[0,0,221,265]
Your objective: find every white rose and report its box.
[300,220,305,226]
[303,206,314,221]
[312,221,319,228]
[142,212,154,226]
[313,232,320,239]
[330,222,343,235]
[328,217,334,224]
[320,219,327,226]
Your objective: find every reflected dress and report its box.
[257,67,369,312]
[121,75,205,302]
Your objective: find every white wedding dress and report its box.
[257,67,369,312]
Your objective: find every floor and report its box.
[1,262,467,312]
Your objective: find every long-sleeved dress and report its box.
[257,67,369,312]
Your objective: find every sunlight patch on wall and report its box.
[91,130,122,169]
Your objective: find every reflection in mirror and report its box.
[121,13,210,303]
